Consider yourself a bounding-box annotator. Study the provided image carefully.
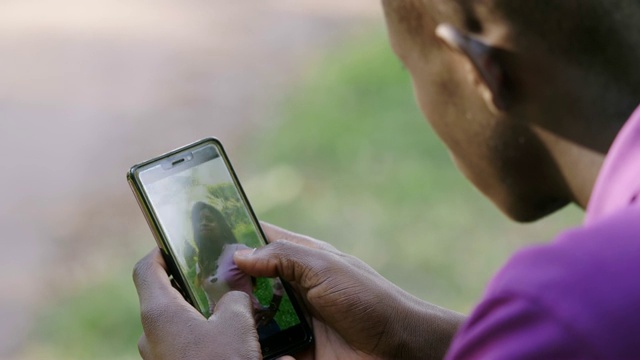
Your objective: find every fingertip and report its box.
[234,244,280,278]
[133,248,164,275]
[132,249,156,286]
[213,291,255,324]
[234,247,255,259]
[217,290,252,307]
[150,247,168,270]
[133,248,180,305]
[233,247,257,271]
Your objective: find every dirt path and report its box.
[0,0,380,356]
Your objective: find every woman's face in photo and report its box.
[198,208,219,238]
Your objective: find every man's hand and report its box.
[234,223,466,360]
[133,249,261,360]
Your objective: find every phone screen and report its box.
[135,141,304,344]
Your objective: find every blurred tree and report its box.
[207,182,248,229]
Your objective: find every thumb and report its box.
[212,291,256,327]
[234,240,333,290]
[210,291,262,358]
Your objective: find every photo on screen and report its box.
[141,144,301,340]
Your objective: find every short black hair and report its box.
[494,0,640,82]
[385,0,640,82]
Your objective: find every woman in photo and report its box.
[187,201,282,336]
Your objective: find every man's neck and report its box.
[539,86,640,209]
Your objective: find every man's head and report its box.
[382,0,640,221]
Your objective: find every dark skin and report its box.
[133,1,640,359]
[134,249,260,359]
[135,224,463,360]
[236,224,464,360]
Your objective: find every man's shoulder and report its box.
[492,204,640,293]
[484,204,640,355]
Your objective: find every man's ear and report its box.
[435,23,509,112]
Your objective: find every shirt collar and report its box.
[585,104,640,225]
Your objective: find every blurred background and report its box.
[0,1,582,359]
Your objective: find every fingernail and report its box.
[235,248,255,258]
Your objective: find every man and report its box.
[133,0,640,358]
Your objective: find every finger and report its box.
[211,292,261,355]
[212,291,255,324]
[133,249,199,334]
[260,222,339,253]
[234,239,335,289]
[132,248,184,307]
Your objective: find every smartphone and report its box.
[127,138,313,359]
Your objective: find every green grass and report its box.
[27,269,142,360]
[28,27,583,359]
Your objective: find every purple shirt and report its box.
[446,105,640,359]
[201,243,262,309]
